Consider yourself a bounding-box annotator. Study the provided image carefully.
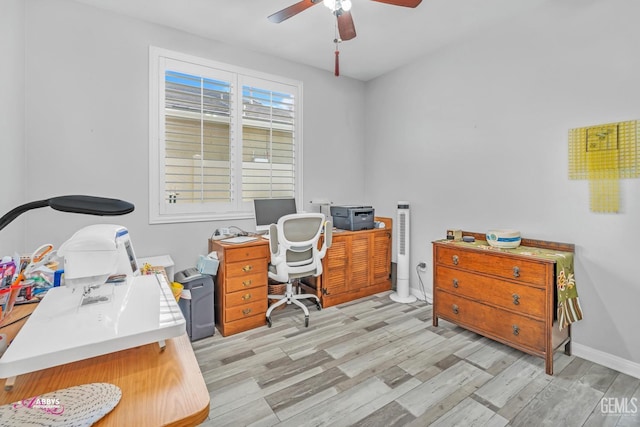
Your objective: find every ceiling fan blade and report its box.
[337,10,356,41]
[370,0,422,7]
[268,0,322,23]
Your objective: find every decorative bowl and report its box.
[486,229,521,249]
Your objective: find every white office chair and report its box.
[266,213,332,327]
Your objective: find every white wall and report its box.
[17,0,366,270]
[365,0,640,370]
[0,0,26,254]
[8,0,639,375]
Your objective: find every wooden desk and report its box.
[209,216,393,336]
[0,304,210,426]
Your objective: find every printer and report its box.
[330,205,375,231]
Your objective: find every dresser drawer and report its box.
[224,244,269,263]
[226,271,266,293]
[225,299,267,323]
[434,245,548,287]
[225,286,268,308]
[434,265,546,319]
[226,258,268,278]
[435,290,546,352]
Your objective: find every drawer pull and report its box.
[242,265,253,272]
[452,304,459,314]
[512,293,520,305]
[242,279,253,287]
[242,293,252,301]
[242,308,252,316]
[513,266,520,278]
[512,325,520,336]
[452,279,459,288]
[452,255,459,265]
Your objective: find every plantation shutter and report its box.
[241,85,296,201]
[164,70,233,206]
[151,48,302,223]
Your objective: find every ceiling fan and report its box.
[268,0,422,76]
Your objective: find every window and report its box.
[149,47,302,224]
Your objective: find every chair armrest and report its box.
[269,223,285,266]
[319,220,333,258]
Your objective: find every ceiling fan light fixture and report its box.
[269,0,422,77]
[323,0,336,10]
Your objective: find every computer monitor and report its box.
[253,198,297,233]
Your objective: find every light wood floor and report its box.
[192,291,640,426]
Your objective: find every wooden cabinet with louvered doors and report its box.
[320,217,392,308]
[432,233,574,375]
[209,239,269,337]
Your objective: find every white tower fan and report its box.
[390,201,417,303]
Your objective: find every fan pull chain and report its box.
[333,17,340,76]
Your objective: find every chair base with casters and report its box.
[266,279,321,327]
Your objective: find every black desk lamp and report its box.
[0,195,135,231]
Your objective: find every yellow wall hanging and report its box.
[568,120,639,213]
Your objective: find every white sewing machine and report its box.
[0,225,185,389]
[58,224,141,305]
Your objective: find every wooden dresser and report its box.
[209,238,269,337]
[432,232,574,375]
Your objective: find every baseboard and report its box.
[572,343,640,380]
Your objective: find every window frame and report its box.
[149,46,303,224]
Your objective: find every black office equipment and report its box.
[330,205,375,231]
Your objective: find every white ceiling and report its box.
[73,0,549,81]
